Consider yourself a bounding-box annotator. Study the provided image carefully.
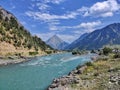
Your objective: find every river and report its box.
[0,53,95,90]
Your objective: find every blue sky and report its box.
[0,0,120,43]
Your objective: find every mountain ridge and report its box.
[66,33,89,49]
[66,23,120,50]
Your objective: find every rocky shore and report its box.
[0,56,33,66]
[47,64,88,90]
[48,56,120,90]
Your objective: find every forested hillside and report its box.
[0,6,52,56]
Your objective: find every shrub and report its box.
[29,51,38,55]
[72,50,81,55]
[15,53,21,57]
[34,46,38,51]
[103,47,112,55]
[91,50,96,53]
[113,53,120,58]
[27,43,32,49]
[45,50,52,54]
[0,28,5,36]
[76,65,83,70]
[94,72,99,76]
[86,62,93,66]
[5,52,13,56]
[0,14,2,20]
[72,51,77,55]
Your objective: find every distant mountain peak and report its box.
[52,34,58,37]
[46,35,69,50]
[50,35,62,40]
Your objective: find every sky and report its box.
[0,0,120,43]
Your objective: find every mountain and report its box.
[0,6,52,56]
[46,35,69,50]
[66,33,89,49]
[66,23,120,50]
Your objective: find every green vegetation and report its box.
[29,52,38,56]
[102,47,112,55]
[85,62,94,66]
[91,50,96,53]
[0,11,51,50]
[0,9,53,56]
[72,50,88,55]
[69,46,120,90]
[72,51,79,55]
[113,53,120,58]
[45,50,53,54]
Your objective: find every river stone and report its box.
[50,84,58,88]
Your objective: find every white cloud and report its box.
[36,3,50,10]
[25,10,78,31]
[26,0,84,23]
[44,0,65,4]
[25,11,77,21]
[31,0,65,6]
[26,0,119,33]
[26,0,120,26]
[77,21,101,29]
[25,7,85,31]
[27,0,120,22]
[30,0,65,13]
[84,0,120,17]
[49,25,58,30]
[53,21,101,30]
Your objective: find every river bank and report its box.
[48,55,120,90]
[0,56,36,66]
[0,52,65,66]
[0,53,49,66]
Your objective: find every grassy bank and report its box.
[68,55,120,90]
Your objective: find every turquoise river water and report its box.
[0,53,95,90]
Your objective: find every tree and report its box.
[10,17,18,28]
[5,17,9,22]
[27,43,32,49]
[103,47,112,55]
[0,14,2,20]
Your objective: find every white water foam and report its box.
[60,56,82,63]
